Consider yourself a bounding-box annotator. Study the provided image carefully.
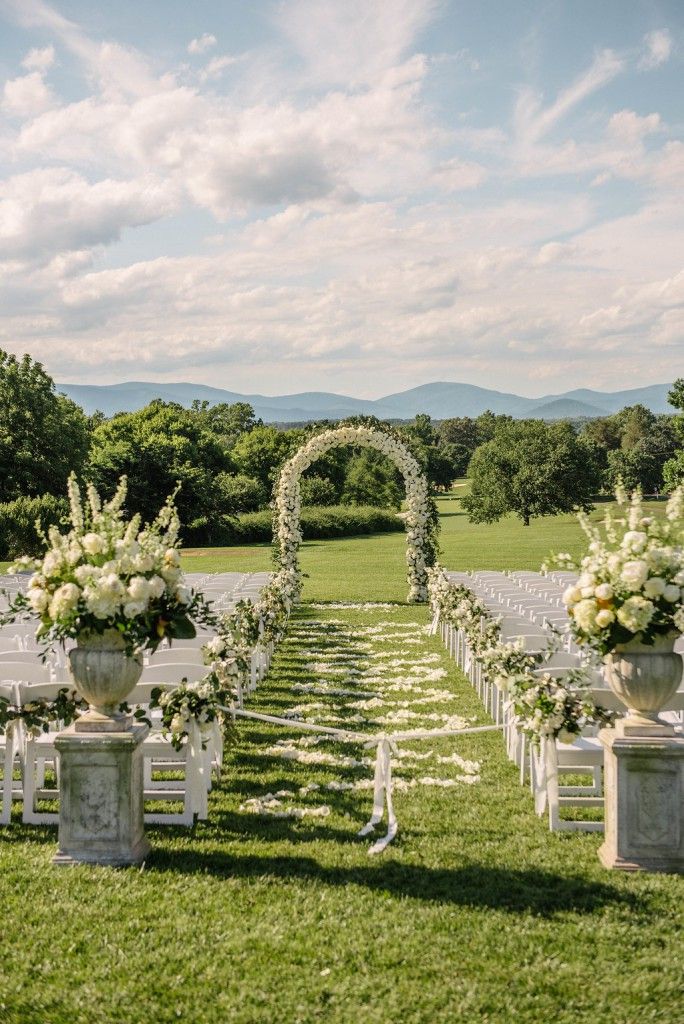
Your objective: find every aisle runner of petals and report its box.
[236,604,496,853]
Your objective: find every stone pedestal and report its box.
[599,722,684,873]
[53,722,150,867]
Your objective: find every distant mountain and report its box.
[526,398,609,419]
[56,379,675,422]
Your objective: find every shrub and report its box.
[0,493,69,559]
[215,472,268,513]
[299,475,339,506]
[211,505,405,545]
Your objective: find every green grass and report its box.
[180,488,665,603]
[0,496,682,1024]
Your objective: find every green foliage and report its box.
[214,472,268,514]
[299,474,339,506]
[0,493,68,559]
[0,349,90,503]
[668,377,684,413]
[341,450,403,509]
[231,424,302,488]
[87,400,233,541]
[222,504,404,544]
[463,420,600,526]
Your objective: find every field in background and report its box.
[1,488,666,601]
[180,488,653,602]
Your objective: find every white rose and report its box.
[127,576,150,602]
[663,584,681,603]
[170,714,185,734]
[28,588,50,613]
[643,577,665,599]
[82,533,105,555]
[147,575,166,599]
[594,583,613,601]
[621,560,648,590]
[175,584,191,605]
[562,586,582,606]
[595,608,615,628]
[123,601,146,618]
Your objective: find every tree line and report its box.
[0,348,682,556]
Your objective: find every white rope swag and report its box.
[223,704,500,855]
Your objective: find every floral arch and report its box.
[274,425,438,603]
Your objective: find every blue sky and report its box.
[0,0,681,398]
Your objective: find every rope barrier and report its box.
[221,703,502,854]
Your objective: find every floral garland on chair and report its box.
[274,424,438,603]
[427,565,614,743]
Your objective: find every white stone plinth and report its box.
[599,725,684,874]
[53,722,150,867]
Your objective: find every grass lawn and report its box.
[0,494,682,1024]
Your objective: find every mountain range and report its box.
[56,380,675,423]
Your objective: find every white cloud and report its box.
[2,71,55,117]
[21,44,55,71]
[432,157,488,191]
[199,54,239,81]
[275,0,439,87]
[188,34,217,56]
[0,168,178,261]
[515,49,624,145]
[639,30,672,71]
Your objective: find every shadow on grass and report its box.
[148,846,639,917]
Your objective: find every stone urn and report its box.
[604,634,682,733]
[68,630,143,732]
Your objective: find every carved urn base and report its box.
[599,727,684,874]
[53,723,150,867]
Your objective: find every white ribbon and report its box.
[428,610,440,636]
[532,739,548,816]
[226,704,501,854]
[357,736,399,854]
[186,719,208,820]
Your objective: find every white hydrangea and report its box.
[616,596,654,634]
[621,560,649,590]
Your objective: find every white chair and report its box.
[0,682,19,824]
[18,681,76,824]
[147,647,206,667]
[139,663,208,685]
[532,736,604,832]
[126,682,213,824]
[0,662,52,685]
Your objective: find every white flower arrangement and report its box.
[549,484,684,656]
[274,424,438,603]
[3,473,215,654]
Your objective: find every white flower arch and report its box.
[274,425,435,603]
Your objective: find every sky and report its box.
[0,0,682,399]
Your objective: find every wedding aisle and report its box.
[228,602,491,847]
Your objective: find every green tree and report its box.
[299,475,339,506]
[193,401,261,451]
[214,472,268,514]
[438,416,479,452]
[341,450,403,509]
[0,349,90,503]
[663,379,684,489]
[87,401,232,540]
[463,420,599,526]
[616,404,657,451]
[231,425,301,489]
